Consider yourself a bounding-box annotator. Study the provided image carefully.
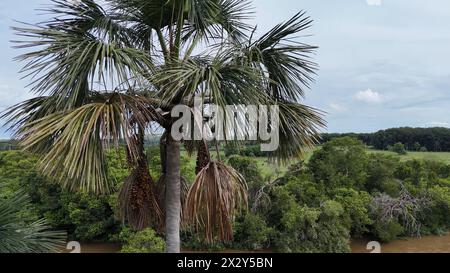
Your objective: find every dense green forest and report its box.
[322,127,450,152]
[1,137,449,252]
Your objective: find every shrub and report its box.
[423,186,450,234]
[272,201,350,253]
[227,156,260,177]
[413,142,421,151]
[61,192,120,241]
[233,213,271,250]
[228,156,264,199]
[308,137,368,190]
[333,188,372,236]
[373,220,404,242]
[366,154,400,194]
[239,145,269,157]
[392,142,407,155]
[224,143,240,157]
[265,185,350,253]
[120,228,165,253]
[283,174,326,207]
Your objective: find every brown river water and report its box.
[66,234,450,253]
[351,234,450,253]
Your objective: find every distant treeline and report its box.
[0,140,18,151]
[321,127,450,152]
[4,127,450,152]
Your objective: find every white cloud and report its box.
[329,102,346,112]
[366,0,382,6]
[355,89,383,104]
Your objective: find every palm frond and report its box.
[0,187,66,253]
[1,96,58,134]
[212,11,325,159]
[152,53,267,107]
[12,0,154,110]
[216,0,254,39]
[243,11,318,101]
[11,93,160,194]
[184,161,247,243]
[107,0,180,29]
[273,101,325,162]
[182,0,253,42]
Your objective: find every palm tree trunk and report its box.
[164,135,181,253]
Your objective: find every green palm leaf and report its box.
[0,185,66,253]
[242,11,318,101]
[12,0,154,110]
[12,94,160,194]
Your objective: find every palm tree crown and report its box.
[2,0,325,252]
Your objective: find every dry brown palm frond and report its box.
[184,161,248,243]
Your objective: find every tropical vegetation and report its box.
[1,136,449,252]
[1,0,324,253]
[322,127,450,152]
[0,182,66,253]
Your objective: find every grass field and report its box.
[252,149,450,180]
[368,150,450,164]
[184,148,450,181]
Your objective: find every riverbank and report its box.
[351,233,450,253]
[68,233,450,253]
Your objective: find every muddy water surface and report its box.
[351,234,450,253]
[67,234,450,253]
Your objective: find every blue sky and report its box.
[1,0,450,138]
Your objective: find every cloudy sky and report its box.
[1,0,450,138]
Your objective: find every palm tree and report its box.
[2,0,324,253]
[0,184,66,253]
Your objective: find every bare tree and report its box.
[370,181,430,237]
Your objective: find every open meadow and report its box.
[368,150,450,165]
